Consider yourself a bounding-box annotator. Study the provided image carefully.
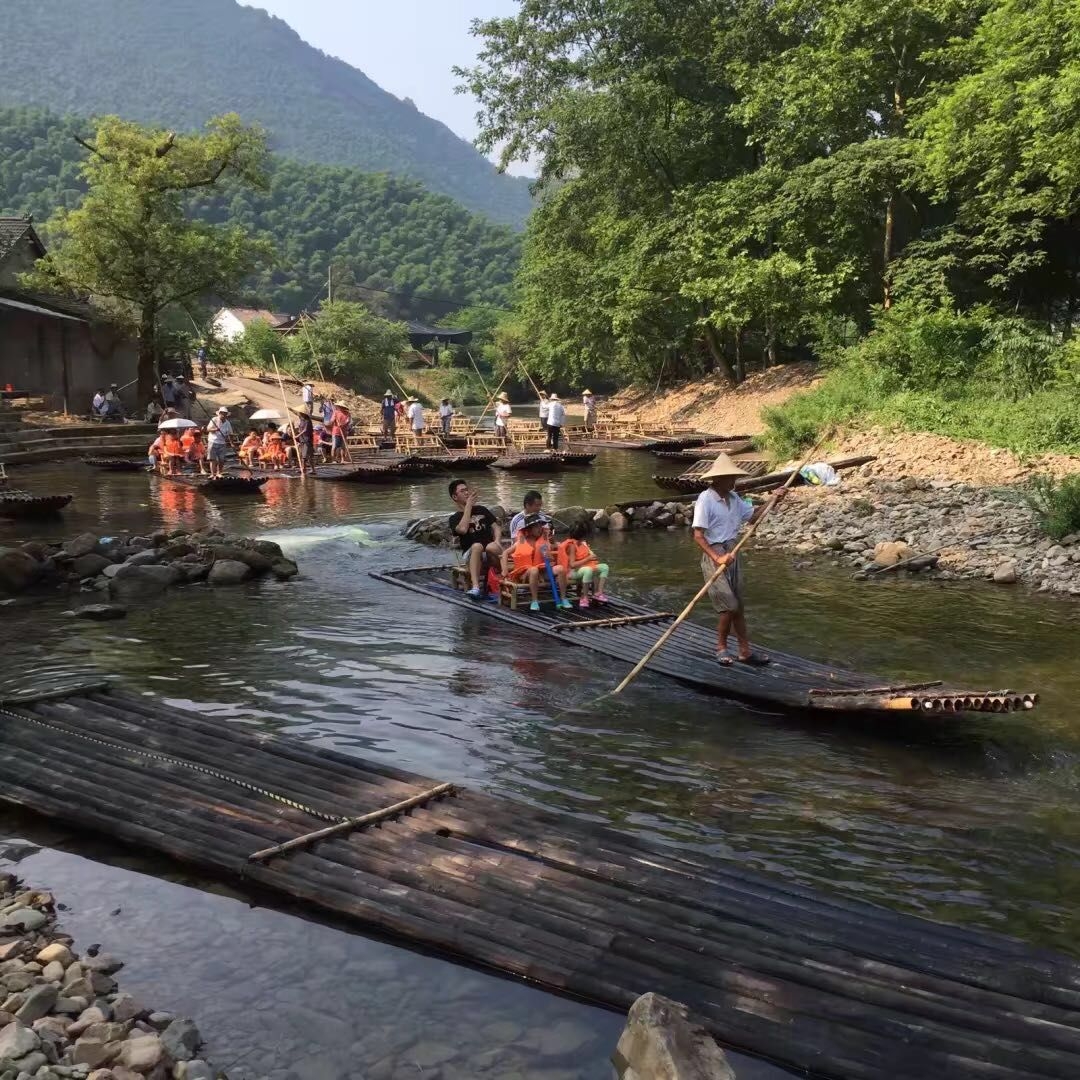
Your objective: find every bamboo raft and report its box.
[156,473,268,495]
[0,491,74,517]
[316,461,437,483]
[0,686,1073,1080]
[82,457,148,472]
[491,452,597,471]
[375,566,1038,716]
[652,439,755,461]
[653,454,876,495]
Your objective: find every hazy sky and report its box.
[242,1,526,171]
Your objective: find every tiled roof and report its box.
[219,306,292,327]
[0,218,33,262]
[0,287,109,323]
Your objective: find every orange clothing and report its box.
[506,537,550,581]
[181,432,206,459]
[240,433,261,454]
[163,434,184,457]
[558,539,598,574]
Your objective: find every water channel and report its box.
[1,449,1078,1079]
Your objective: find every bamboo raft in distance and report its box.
[652,454,876,495]
[0,685,1071,1080]
[155,473,268,495]
[374,566,1038,716]
[82,457,148,472]
[0,491,74,517]
[491,452,597,471]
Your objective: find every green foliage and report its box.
[0,105,521,322]
[1025,475,1080,541]
[284,302,407,394]
[0,0,532,227]
[21,113,270,402]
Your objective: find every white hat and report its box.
[497,392,510,402]
[216,406,229,415]
[701,453,748,479]
[548,393,559,401]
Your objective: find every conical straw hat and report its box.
[701,453,748,479]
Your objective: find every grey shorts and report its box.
[701,542,742,613]
[208,442,227,463]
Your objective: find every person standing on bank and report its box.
[448,479,504,600]
[691,454,785,666]
[380,390,397,437]
[582,389,597,432]
[407,397,426,435]
[546,393,566,451]
[538,391,550,436]
[439,398,454,438]
[302,382,314,411]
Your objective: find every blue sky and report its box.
[243,1,526,172]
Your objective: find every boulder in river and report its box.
[207,560,253,586]
[0,547,42,594]
[872,541,913,567]
[993,561,1018,584]
[71,604,128,621]
[108,564,180,601]
[550,506,593,536]
[608,511,630,532]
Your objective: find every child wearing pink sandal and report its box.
[558,523,610,607]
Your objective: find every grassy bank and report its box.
[761,310,1080,460]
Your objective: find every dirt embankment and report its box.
[608,365,1080,486]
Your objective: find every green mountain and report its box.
[0,0,532,228]
[0,106,520,319]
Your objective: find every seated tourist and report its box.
[91,388,106,416]
[161,432,185,475]
[558,522,610,608]
[103,383,124,421]
[239,431,262,467]
[314,422,332,461]
[147,434,164,469]
[502,513,572,613]
[181,426,208,475]
[448,479,503,600]
[509,490,544,541]
[263,429,287,469]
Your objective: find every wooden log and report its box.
[248,782,456,862]
[551,613,675,632]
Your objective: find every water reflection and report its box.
[1,454,1079,1073]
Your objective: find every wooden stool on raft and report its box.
[449,566,581,609]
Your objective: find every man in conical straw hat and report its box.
[494,391,512,445]
[691,453,787,666]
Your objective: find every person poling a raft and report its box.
[691,452,787,667]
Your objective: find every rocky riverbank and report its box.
[0,874,217,1079]
[0,528,299,616]
[404,467,1080,596]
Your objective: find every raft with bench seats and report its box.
[373,565,1039,717]
[491,452,596,471]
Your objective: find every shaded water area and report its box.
[2,450,1079,1078]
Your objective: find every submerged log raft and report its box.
[0,491,74,517]
[155,473,268,495]
[373,567,1038,716]
[0,685,1071,1080]
[491,452,597,471]
[81,457,148,472]
[652,439,755,460]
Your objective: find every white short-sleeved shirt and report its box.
[539,399,549,420]
[692,487,753,545]
[439,403,453,418]
[495,403,512,427]
[407,402,425,429]
[547,402,566,426]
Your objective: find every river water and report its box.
[1,451,1079,1079]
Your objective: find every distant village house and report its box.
[211,306,293,342]
[0,217,137,411]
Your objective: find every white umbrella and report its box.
[249,408,286,421]
[158,418,198,431]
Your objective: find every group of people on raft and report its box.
[448,451,783,665]
[448,480,610,611]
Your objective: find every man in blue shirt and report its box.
[380,390,398,437]
[691,453,785,666]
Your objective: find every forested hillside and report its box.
[0,107,520,319]
[0,0,532,228]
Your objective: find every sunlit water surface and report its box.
[1,452,1078,1078]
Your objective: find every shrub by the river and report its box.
[762,306,1080,459]
[1025,474,1080,540]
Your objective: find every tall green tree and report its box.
[23,114,270,403]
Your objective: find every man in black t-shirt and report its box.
[448,479,504,599]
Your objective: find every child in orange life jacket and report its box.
[239,431,261,467]
[558,522,610,608]
[181,427,208,475]
[501,514,572,613]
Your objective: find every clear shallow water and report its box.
[1,453,1079,1077]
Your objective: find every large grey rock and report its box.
[207,545,272,573]
[269,558,299,581]
[251,539,284,558]
[160,1018,200,1062]
[63,533,100,559]
[72,604,127,621]
[109,994,145,1023]
[613,993,735,1080]
[108,564,178,602]
[175,1060,214,1080]
[118,1033,162,1072]
[14,984,57,1024]
[70,554,112,578]
[124,549,163,568]
[608,511,630,532]
[993,561,1018,584]
[0,548,41,594]
[550,505,593,536]
[207,560,252,586]
[593,509,611,530]
[0,908,46,933]
[0,1022,39,1063]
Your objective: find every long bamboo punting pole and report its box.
[248,782,456,862]
[271,354,306,484]
[474,368,514,429]
[611,435,830,697]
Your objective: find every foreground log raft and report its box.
[0,685,1072,1080]
[373,567,1038,716]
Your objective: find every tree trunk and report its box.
[883,192,895,309]
[137,308,157,407]
[764,323,778,367]
[734,327,746,384]
[702,324,737,384]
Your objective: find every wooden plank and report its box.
[551,612,676,632]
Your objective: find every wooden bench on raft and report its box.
[467,434,507,454]
[395,434,444,456]
[449,416,476,436]
[346,434,379,453]
[450,565,582,609]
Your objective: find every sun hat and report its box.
[521,512,549,531]
[497,392,510,402]
[384,389,393,397]
[701,453,748,479]
[549,393,560,401]
[216,406,229,415]
[583,389,593,395]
